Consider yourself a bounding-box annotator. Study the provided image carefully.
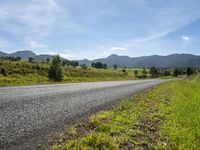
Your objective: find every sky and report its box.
[0,0,200,60]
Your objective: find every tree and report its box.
[29,57,34,63]
[1,68,7,76]
[103,63,107,69]
[80,64,88,70]
[164,70,170,76]
[150,67,158,78]
[93,62,103,68]
[113,64,117,70]
[173,68,179,77]
[16,57,21,61]
[62,60,79,67]
[47,58,50,63]
[142,68,147,78]
[91,62,95,67]
[134,70,138,77]
[48,55,63,81]
[186,67,194,76]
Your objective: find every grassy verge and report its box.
[47,75,200,150]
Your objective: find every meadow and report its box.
[0,60,150,86]
[48,74,200,150]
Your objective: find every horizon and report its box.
[1,50,199,61]
[0,0,200,59]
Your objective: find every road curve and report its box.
[0,79,166,149]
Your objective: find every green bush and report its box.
[1,68,7,76]
[48,55,63,81]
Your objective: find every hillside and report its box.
[1,51,200,68]
[79,54,200,68]
[0,51,59,61]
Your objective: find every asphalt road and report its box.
[0,79,166,149]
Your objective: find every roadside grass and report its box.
[48,75,200,150]
[161,76,200,149]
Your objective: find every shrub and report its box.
[1,68,7,76]
[150,67,158,77]
[186,67,194,76]
[134,70,138,77]
[48,55,63,81]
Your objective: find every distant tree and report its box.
[0,68,7,76]
[113,64,117,70]
[173,68,179,77]
[103,63,107,69]
[122,69,126,73]
[134,70,138,77]
[47,58,50,63]
[93,61,103,69]
[80,64,88,70]
[28,57,34,63]
[70,61,78,67]
[48,55,63,81]
[16,57,21,61]
[150,67,158,78]
[164,70,170,76]
[186,67,194,76]
[142,68,147,78]
[91,62,95,67]
[62,60,78,67]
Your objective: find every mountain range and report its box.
[1,50,200,68]
[0,50,56,61]
[79,54,200,68]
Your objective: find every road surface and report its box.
[0,79,166,149]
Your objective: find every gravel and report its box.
[0,79,165,149]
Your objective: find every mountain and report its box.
[34,54,53,61]
[0,51,8,57]
[1,50,200,67]
[0,50,59,61]
[78,59,91,66]
[9,50,37,59]
[78,54,200,68]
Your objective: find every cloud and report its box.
[30,41,48,48]
[109,47,127,52]
[0,0,63,40]
[49,51,77,60]
[181,35,190,41]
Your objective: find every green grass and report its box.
[161,76,200,149]
[48,75,200,150]
[0,60,149,86]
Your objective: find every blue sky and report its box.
[0,0,200,60]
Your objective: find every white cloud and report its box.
[181,35,190,41]
[0,0,63,40]
[49,52,77,60]
[109,47,127,52]
[30,41,48,48]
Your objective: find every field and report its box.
[0,60,150,86]
[47,75,200,150]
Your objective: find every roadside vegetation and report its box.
[47,74,200,150]
[0,55,199,86]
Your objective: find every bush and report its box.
[48,55,63,81]
[150,67,158,77]
[186,67,194,76]
[134,70,138,77]
[1,68,7,76]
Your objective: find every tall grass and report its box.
[162,76,200,149]
[0,61,137,86]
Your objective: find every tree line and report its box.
[1,55,199,82]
